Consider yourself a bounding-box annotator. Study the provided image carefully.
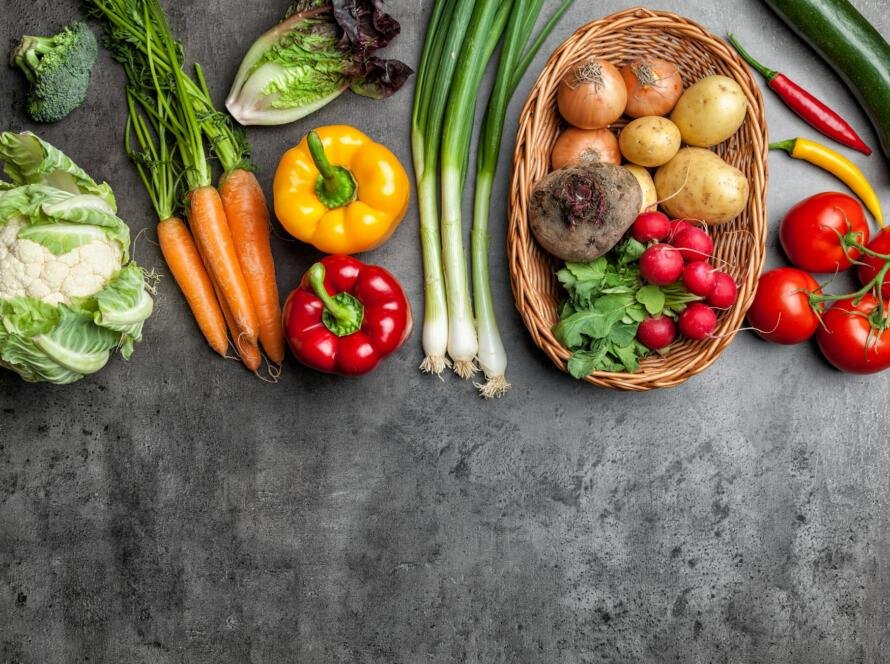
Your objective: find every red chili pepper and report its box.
[728,35,872,156]
[283,255,413,376]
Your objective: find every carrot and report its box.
[156,217,229,357]
[188,185,260,345]
[219,168,285,365]
[210,272,262,373]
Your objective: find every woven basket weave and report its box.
[508,7,768,391]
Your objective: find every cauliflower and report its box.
[0,217,123,305]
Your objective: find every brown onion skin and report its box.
[620,58,684,118]
[557,59,627,129]
[551,127,621,170]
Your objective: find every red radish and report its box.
[683,261,717,296]
[631,211,671,243]
[671,226,714,262]
[708,272,738,308]
[637,316,677,350]
[678,303,717,340]
[639,244,684,285]
[668,219,693,240]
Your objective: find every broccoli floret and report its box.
[9,21,98,123]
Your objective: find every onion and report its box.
[551,127,620,170]
[557,59,627,129]
[620,58,684,118]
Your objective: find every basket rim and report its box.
[507,7,769,391]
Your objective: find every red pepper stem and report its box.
[308,262,364,336]
[727,35,777,81]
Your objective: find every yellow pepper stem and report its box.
[307,130,356,209]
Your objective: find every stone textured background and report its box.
[2,1,890,662]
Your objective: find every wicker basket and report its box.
[508,7,768,391]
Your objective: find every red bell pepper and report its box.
[283,255,412,375]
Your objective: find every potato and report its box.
[618,116,681,167]
[670,75,748,147]
[623,164,657,212]
[529,164,642,261]
[654,148,749,225]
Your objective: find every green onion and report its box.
[471,0,574,397]
[411,0,475,375]
[440,0,513,379]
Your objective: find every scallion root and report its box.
[453,359,478,380]
[475,375,511,399]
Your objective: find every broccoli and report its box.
[9,21,98,123]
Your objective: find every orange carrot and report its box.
[219,169,285,364]
[188,186,259,345]
[156,217,228,357]
[211,274,262,373]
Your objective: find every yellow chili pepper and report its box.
[273,125,411,254]
[771,137,883,227]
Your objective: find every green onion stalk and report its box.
[411,0,475,375]
[470,0,574,397]
[440,0,512,379]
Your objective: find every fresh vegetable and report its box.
[439,0,511,379]
[557,59,627,129]
[274,126,409,255]
[770,138,883,226]
[631,211,670,243]
[668,219,693,241]
[639,244,684,286]
[0,132,152,384]
[683,261,717,297]
[9,21,97,123]
[156,218,228,358]
[671,226,714,262]
[618,116,681,168]
[677,302,717,341]
[636,316,677,351]
[670,75,747,147]
[624,165,657,212]
[411,0,475,375]
[620,58,683,118]
[816,294,890,374]
[551,128,620,169]
[470,0,573,397]
[727,35,871,155]
[779,192,868,273]
[707,272,738,308]
[553,238,702,377]
[655,148,749,225]
[282,255,412,375]
[857,229,890,299]
[528,164,642,262]
[225,0,413,126]
[763,0,890,160]
[747,267,822,344]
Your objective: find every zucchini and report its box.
[764,0,890,160]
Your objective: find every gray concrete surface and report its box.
[2,0,890,662]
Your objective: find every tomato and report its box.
[747,268,821,344]
[856,228,890,299]
[817,294,890,374]
[779,192,869,273]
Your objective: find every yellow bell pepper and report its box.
[273,125,411,254]
[771,137,883,227]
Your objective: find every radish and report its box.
[631,211,671,243]
[682,261,717,296]
[671,226,714,262]
[639,244,684,285]
[668,219,693,241]
[678,303,717,340]
[707,271,738,308]
[636,316,677,350]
